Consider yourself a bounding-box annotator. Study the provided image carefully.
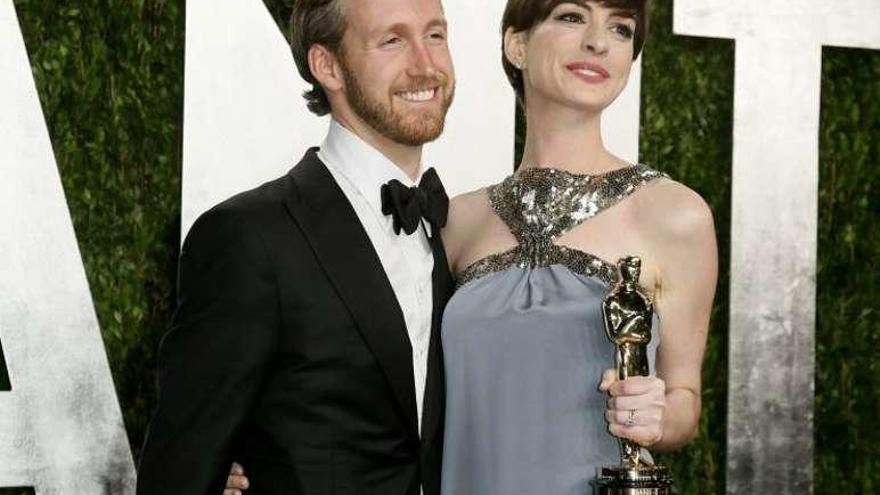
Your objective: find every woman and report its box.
[438,0,716,492]
[225,0,715,493]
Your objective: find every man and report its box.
[136,0,455,493]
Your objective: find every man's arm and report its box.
[137,206,279,494]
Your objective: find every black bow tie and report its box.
[381,168,449,235]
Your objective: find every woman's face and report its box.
[509,1,637,114]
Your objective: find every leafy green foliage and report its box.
[2,0,877,493]
[12,0,184,460]
[815,46,880,494]
[0,489,34,495]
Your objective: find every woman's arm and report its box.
[602,183,718,451]
[650,186,717,450]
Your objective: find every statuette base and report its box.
[594,465,673,494]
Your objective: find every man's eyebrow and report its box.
[372,18,447,37]
[426,18,448,30]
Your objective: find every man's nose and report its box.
[407,41,438,78]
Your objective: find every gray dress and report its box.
[441,166,665,495]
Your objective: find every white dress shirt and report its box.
[318,119,436,435]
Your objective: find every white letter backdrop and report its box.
[0,1,136,493]
[675,1,879,493]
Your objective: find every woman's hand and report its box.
[224,462,249,495]
[599,368,666,447]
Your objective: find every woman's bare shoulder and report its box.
[443,187,493,267]
[448,187,494,230]
[635,178,715,242]
[450,187,491,215]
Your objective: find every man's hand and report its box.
[224,462,249,495]
[599,368,666,447]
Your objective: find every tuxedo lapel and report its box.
[421,227,453,450]
[284,149,418,435]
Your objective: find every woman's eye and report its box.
[612,24,635,39]
[428,31,446,42]
[555,12,586,24]
[383,36,402,46]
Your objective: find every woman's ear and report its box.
[308,43,344,93]
[503,27,527,70]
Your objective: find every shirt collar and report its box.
[319,119,424,215]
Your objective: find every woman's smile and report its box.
[565,61,611,84]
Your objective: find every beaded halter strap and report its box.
[455,165,668,289]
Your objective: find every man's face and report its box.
[336,0,455,146]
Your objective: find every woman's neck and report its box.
[518,99,628,175]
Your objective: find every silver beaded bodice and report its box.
[455,165,668,288]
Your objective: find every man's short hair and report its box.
[290,0,348,116]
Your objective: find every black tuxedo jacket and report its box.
[137,149,453,495]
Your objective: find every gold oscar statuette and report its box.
[594,256,672,494]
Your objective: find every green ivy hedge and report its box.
[2,0,877,493]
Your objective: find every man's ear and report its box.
[308,44,344,93]
[503,27,527,70]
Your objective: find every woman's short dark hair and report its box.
[501,0,651,106]
[290,0,348,116]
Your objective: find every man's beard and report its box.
[339,59,454,146]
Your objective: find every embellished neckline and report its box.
[515,164,639,179]
[490,163,663,242]
[453,164,668,290]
